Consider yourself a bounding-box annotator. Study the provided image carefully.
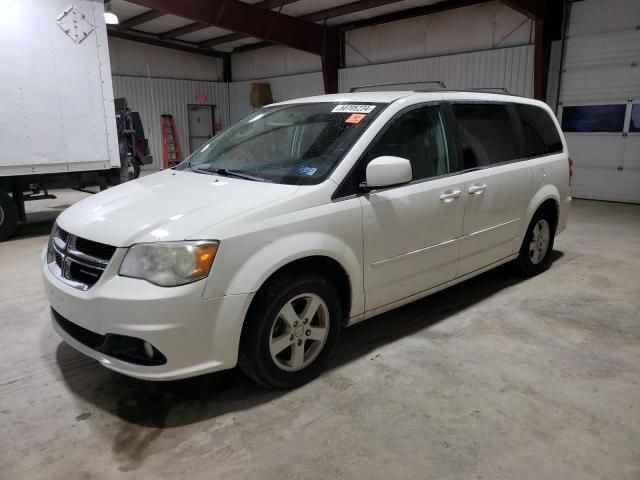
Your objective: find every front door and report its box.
[450,102,533,276]
[360,104,465,312]
[188,104,215,153]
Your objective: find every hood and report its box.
[56,170,299,247]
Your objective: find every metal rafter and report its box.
[161,0,304,40]
[124,0,327,55]
[107,27,226,58]
[159,22,210,40]
[498,0,545,20]
[117,9,165,29]
[234,0,490,52]
[339,0,489,31]
[199,0,406,48]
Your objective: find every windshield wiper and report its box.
[186,164,267,182]
[185,162,212,175]
[213,168,267,182]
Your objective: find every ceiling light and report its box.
[104,1,119,25]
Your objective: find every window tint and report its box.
[516,104,563,157]
[630,104,640,133]
[367,106,449,181]
[452,103,519,169]
[561,105,626,132]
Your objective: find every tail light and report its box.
[568,157,573,186]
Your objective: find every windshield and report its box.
[177,102,384,185]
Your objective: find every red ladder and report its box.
[161,114,182,168]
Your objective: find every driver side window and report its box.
[367,105,450,181]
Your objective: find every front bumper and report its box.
[42,248,253,381]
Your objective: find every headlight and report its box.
[119,241,219,287]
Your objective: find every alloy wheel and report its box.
[269,293,330,372]
[529,219,550,265]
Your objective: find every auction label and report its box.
[331,104,376,114]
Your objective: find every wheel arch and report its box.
[520,184,560,241]
[246,254,353,326]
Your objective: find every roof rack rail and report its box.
[349,80,447,92]
[468,87,510,94]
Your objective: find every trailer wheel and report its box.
[0,189,19,241]
[128,157,141,180]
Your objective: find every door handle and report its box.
[439,190,462,202]
[468,184,487,195]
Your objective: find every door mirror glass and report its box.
[365,156,412,188]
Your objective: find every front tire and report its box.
[239,273,342,389]
[516,209,556,275]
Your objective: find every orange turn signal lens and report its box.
[193,242,219,276]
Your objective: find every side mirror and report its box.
[364,156,413,189]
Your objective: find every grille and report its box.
[47,225,117,291]
[57,228,69,243]
[75,237,117,260]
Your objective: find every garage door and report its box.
[557,0,640,203]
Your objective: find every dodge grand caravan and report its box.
[43,90,571,389]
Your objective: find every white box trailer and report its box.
[0,0,121,240]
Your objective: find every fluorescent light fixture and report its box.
[104,1,119,25]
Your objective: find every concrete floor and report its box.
[1,192,639,480]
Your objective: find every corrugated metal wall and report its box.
[339,44,534,97]
[228,72,324,123]
[112,75,230,169]
[344,2,532,67]
[228,44,534,123]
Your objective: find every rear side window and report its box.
[452,103,519,169]
[516,104,563,157]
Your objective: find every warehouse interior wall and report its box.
[108,37,224,81]
[227,44,534,123]
[112,76,230,170]
[231,1,532,81]
[108,38,228,170]
[232,46,322,81]
[227,0,537,122]
[344,1,532,67]
[107,0,542,165]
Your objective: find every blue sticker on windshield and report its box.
[297,165,317,176]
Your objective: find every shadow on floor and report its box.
[56,251,564,429]
[12,214,58,240]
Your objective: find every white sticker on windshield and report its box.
[331,104,376,114]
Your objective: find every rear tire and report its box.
[239,273,342,389]
[0,190,18,241]
[516,208,556,276]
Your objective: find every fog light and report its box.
[143,341,154,359]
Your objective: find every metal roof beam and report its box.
[233,0,490,52]
[498,0,545,20]
[199,0,405,48]
[160,0,304,40]
[117,9,165,29]
[160,22,210,40]
[107,27,226,59]
[125,0,327,55]
[339,0,490,31]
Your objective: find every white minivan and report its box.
[43,90,571,388]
